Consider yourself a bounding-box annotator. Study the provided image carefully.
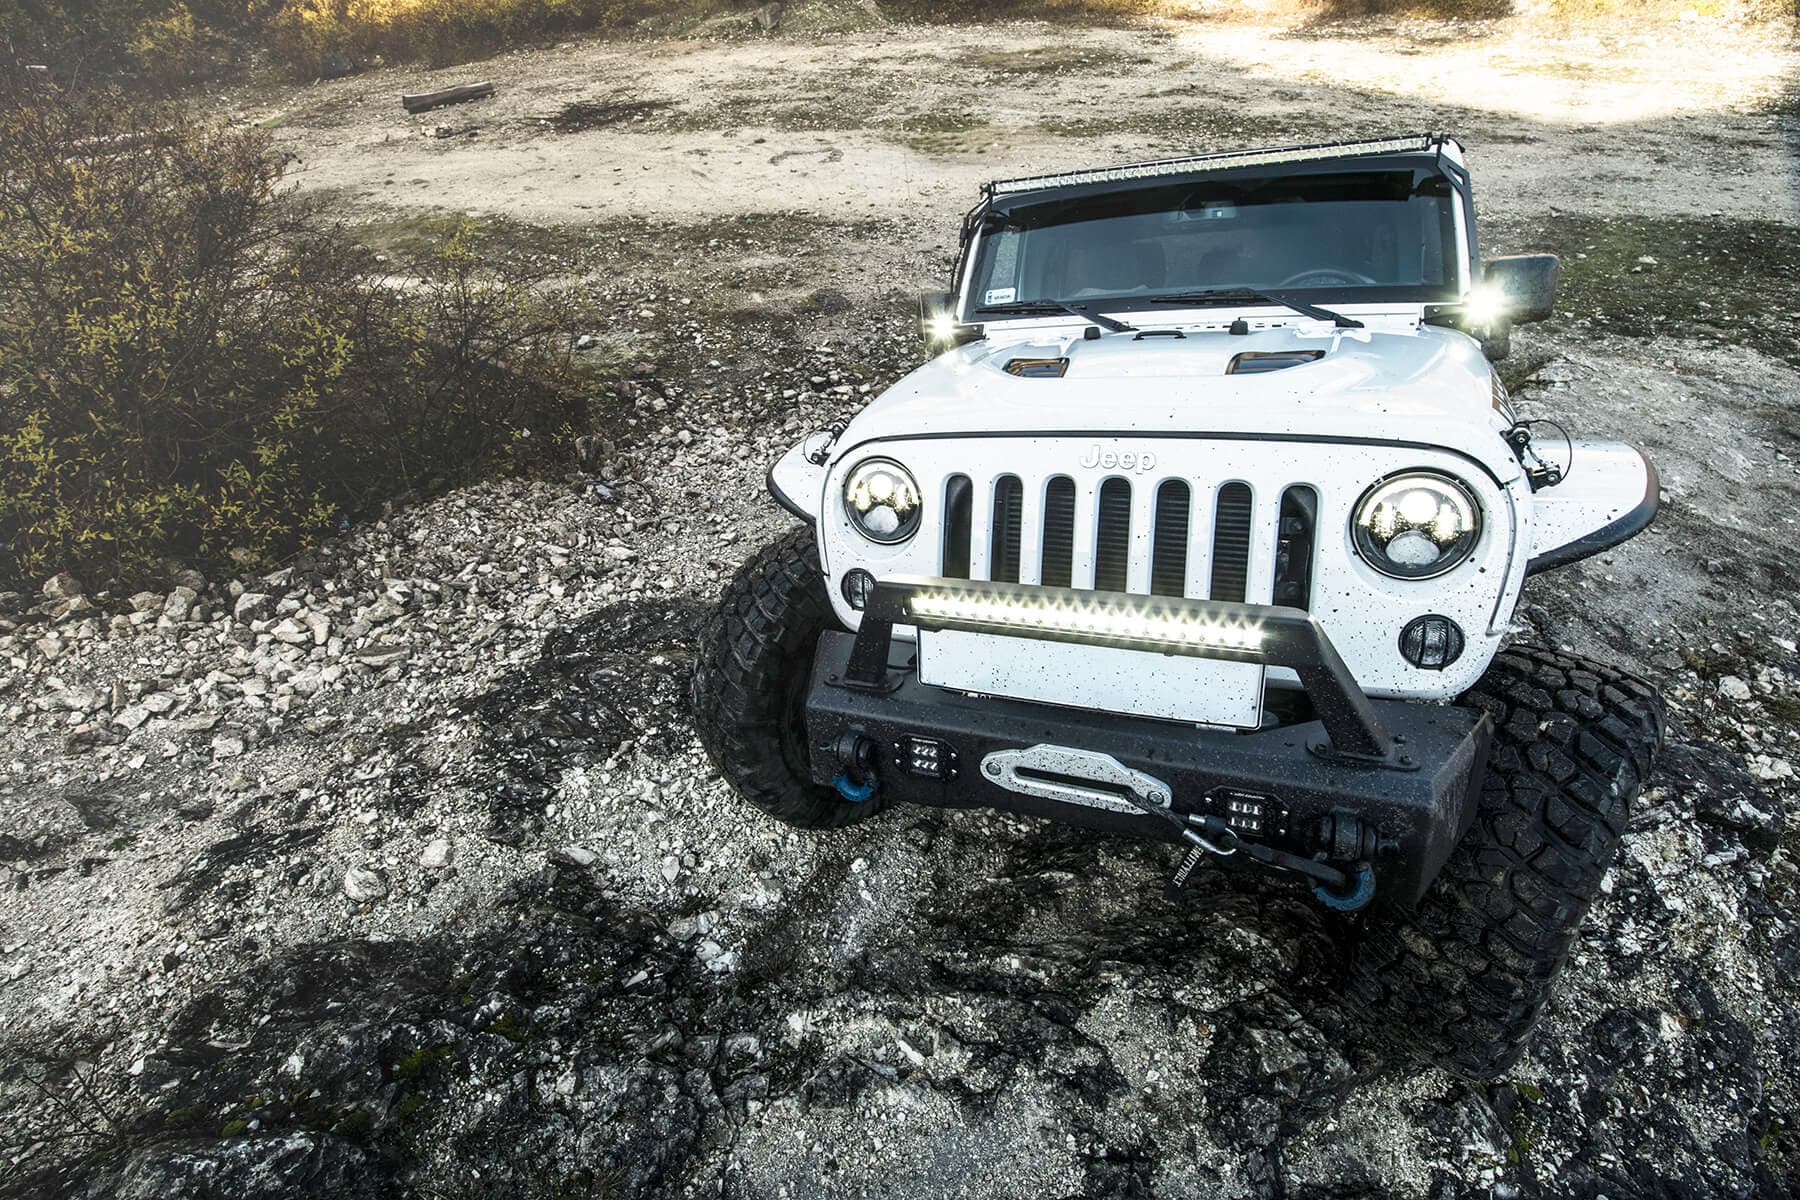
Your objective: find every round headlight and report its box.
[1351,472,1481,580]
[843,458,922,544]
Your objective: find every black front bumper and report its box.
[803,578,1493,908]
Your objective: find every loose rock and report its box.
[343,867,388,902]
[162,587,199,623]
[42,572,83,601]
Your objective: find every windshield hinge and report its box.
[804,421,846,466]
[1504,421,1570,490]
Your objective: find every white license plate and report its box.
[916,629,1265,729]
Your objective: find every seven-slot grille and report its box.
[936,472,1317,608]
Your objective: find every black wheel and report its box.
[692,525,889,829]
[1347,645,1665,1079]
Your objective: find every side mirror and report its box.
[1483,254,1558,325]
[918,290,957,347]
[1478,324,1511,363]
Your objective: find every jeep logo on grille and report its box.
[1079,445,1157,473]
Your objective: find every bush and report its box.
[879,0,1160,21]
[4,0,161,72]
[127,3,209,89]
[0,76,590,589]
[266,0,671,74]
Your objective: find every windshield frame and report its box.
[956,155,1476,326]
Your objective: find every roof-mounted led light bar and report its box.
[985,133,1444,198]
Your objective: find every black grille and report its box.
[1094,478,1132,593]
[990,475,1024,583]
[1209,482,1253,602]
[1274,485,1317,609]
[1041,477,1075,587]
[935,470,1275,602]
[1151,480,1191,597]
[942,474,972,579]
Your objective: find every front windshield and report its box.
[965,168,1462,317]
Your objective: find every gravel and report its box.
[0,307,1793,1198]
[2,14,1798,1200]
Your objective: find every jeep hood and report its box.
[832,322,1519,478]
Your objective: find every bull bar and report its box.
[805,578,1494,907]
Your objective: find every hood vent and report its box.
[1003,356,1069,379]
[1226,350,1324,375]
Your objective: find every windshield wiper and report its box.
[975,298,1137,333]
[1149,288,1364,329]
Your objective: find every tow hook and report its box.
[831,729,880,803]
[1121,790,1376,911]
[1310,863,1377,912]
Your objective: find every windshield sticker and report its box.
[984,287,1017,305]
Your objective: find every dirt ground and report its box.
[229,14,1795,228]
[4,7,1800,1199]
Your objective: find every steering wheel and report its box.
[1277,268,1378,288]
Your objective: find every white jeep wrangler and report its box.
[694,134,1665,1079]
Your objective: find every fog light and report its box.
[1399,614,1465,670]
[841,569,876,610]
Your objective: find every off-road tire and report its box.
[693,525,889,829]
[1348,645,1664,1079]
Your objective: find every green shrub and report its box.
[128,3,209,89]
[0,77,589,589]
[265,0,689,75]
[3,0,162,70]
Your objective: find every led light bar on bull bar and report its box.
[840,576,1397,760]
[908,590,1264,653]
[984,134,1443,197]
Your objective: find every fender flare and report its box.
[1525,444,1659,576]
[767,439,827,523]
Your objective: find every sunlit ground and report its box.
[1170,16,1794,124]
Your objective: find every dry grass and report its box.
[265,0,717,74]
[6,0,1792,85]
[893,0,1792,21]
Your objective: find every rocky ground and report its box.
[4,8,1800,1199]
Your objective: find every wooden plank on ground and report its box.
[401,82,495,115]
